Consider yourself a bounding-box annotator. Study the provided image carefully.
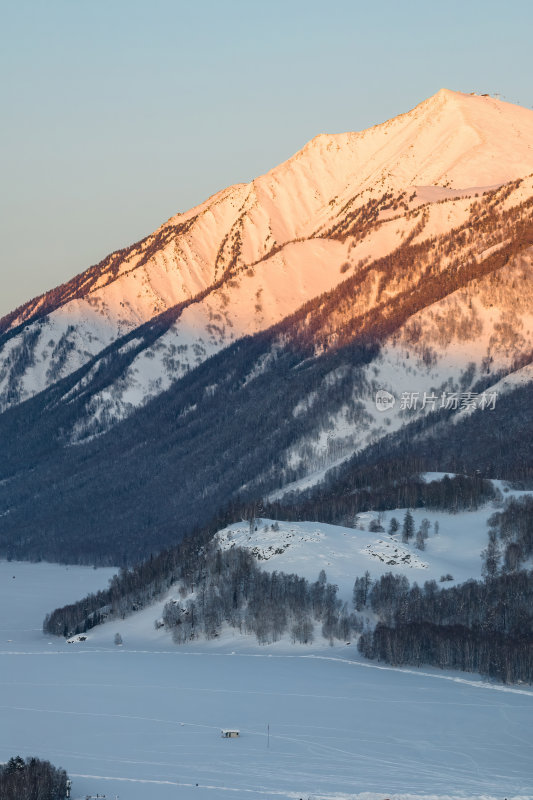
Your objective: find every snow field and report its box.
[0,557,532,800]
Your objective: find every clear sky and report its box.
[1,0,532,317]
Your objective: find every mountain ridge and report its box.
[5,89,533,338]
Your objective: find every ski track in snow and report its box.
[2,649,533,699]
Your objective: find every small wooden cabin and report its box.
[221,729,240,738]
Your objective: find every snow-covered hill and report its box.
[215,503,504,603]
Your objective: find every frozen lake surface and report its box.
[0,560,532,800]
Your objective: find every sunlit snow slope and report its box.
[2,89,533,418]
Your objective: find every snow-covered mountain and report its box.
[2,88,533,563]
[2,89,533,417]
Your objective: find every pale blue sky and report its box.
[1,0,532,316]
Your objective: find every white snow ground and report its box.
[1,558,532,800]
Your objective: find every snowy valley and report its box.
[2,526,533,800]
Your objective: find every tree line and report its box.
[262,467,495,530]
[357,569,533,683]
[43,519,217,636]
[0,755,68,800]
[161,542,363,646]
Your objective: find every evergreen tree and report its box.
[353,571,372,611]
[402,510,415,543]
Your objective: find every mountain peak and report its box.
[283,87,533,193]
[3,87,533,419]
